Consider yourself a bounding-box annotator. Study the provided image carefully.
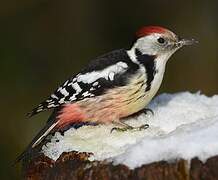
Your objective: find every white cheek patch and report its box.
[133,33,165,55]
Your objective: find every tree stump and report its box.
[22,150,218,180]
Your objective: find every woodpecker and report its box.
[16,26,196,162]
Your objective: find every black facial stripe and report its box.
[135,48,157,92]
[135,48,143,56]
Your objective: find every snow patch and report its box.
[42,92,218,169]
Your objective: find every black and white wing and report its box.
[27,49,140,117]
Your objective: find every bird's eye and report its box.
[157,37,165,44]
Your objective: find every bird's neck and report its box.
[127,47,169,94]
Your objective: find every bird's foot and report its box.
[111,124,149,133]
[142,108,154,116]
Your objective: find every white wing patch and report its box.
[93,82,99,86]
[60,88,69,96]
[51,94,58,99]
[76,62,128,84]
[70,82,82,92]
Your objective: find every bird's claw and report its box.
[143,108,154,116]
[138,124,149,130]
[111,124,149,133]
[110,127,129,133]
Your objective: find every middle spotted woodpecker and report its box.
[17,26,196,162]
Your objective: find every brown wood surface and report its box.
[22,150,218,180]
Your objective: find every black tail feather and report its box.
[13,149,28,165]
[14,109,60,164]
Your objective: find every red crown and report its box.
[136,26,168,38]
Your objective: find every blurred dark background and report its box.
[0,0,217,179]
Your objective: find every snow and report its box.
[42,92,218,169]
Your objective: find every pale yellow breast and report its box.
[77,69,163,123]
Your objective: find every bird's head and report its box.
[131,26,197,60]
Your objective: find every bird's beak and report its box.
[172,38,198,51]
[178,38,198,46]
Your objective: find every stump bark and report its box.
[22,150,218,180]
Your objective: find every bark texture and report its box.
[22,151,218,180]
